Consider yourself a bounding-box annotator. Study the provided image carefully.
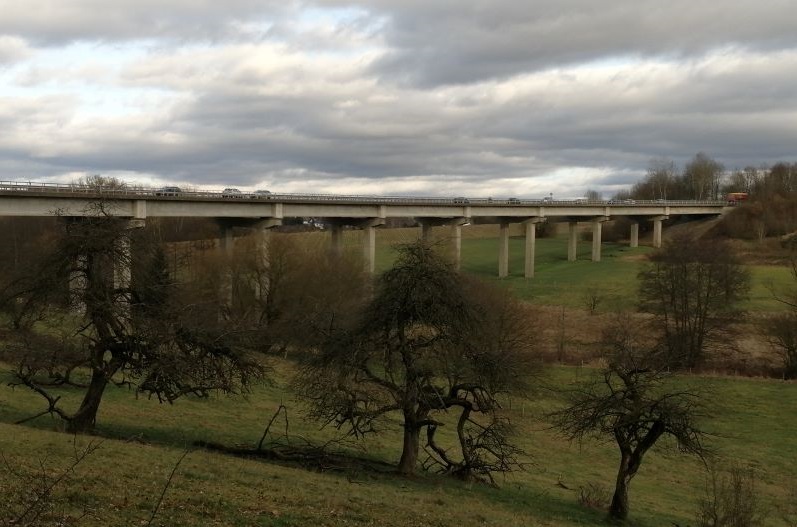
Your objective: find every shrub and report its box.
[696,464,768,527]
[578,481,609,510]
[602,217,634,243]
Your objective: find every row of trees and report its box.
[724,161,797,197]
[619,153,725,201]
[620,153,796,203]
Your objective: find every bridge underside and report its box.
[0,192,725,285]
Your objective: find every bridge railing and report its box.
[0,181,727,206]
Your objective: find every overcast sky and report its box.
[1,1,795,198]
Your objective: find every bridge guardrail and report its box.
[0,181,727,207]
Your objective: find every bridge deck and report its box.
[0,181,728,220]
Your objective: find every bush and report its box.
[721,193,797,240]
[696,464,768,527]
[761,312,797,379]
[601,217,634,243]
[536,220,555,238]
[578,481,609,511]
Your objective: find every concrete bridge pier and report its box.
[591,217,609,262]
[69,254,88,314]
[363,225,375,272]
[253,219,282,300]
[113,219,145,318]
[651,215,668,248]
[568,222,579,262]
[449,217,470,271]
[417,217,469,269]
[358,218,385,274]
[63,217,89,314]
[67,218,144,315]
[217,217,283,311]
[328,218,385,273]
[417,217,452,244]
[330,224,344,256]
[113,235,131,293]
[219,223,236,309]
[498,222,510,278]
[523,217,546,278]
[630,222,639,248]
[421,223,432,242]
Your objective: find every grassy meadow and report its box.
[368,224,793,312]
[1,221,796,526]
[1,361,796,526]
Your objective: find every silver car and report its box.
[222,188,244,198]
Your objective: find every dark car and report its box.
[251,189,272,199]
[155,186,181,196]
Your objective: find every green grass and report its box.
[459,236,653,310]
[371,230,793,312]
[1,361,796,526]
[747,265,796,311]
[231,225,792,312]
[2,226,795,525]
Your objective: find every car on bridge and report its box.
[251,189,272,199]
[154,186,182,196]
[222,188,245,198]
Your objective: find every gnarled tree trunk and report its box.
[610,453,633,521]
[610,444,650,521]
[66,367,110,434]
[397,420,421,475]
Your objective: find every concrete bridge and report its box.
[0,181,727,278]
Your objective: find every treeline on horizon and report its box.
[613,152,797,240]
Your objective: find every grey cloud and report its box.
[2,2,797,197]
[5,46,797,196]
[0,36,32,65]
[324,0,797,86]
[0,0,294,46]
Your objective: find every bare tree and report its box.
[77,174,128,192]
[638,233,750,368]
[724,168,756,195]
[761,260,797,379]
[685,152,724,201]
[584,189,602,201]
[551,317,710,522]
[761,313,797,379]
[582,287,604,315]
[1,437,103,526]
[1,203,263,433]
[295,242,538,479]
[250,234,370,351]
[696,463,768,527]
[648,157,677,200]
